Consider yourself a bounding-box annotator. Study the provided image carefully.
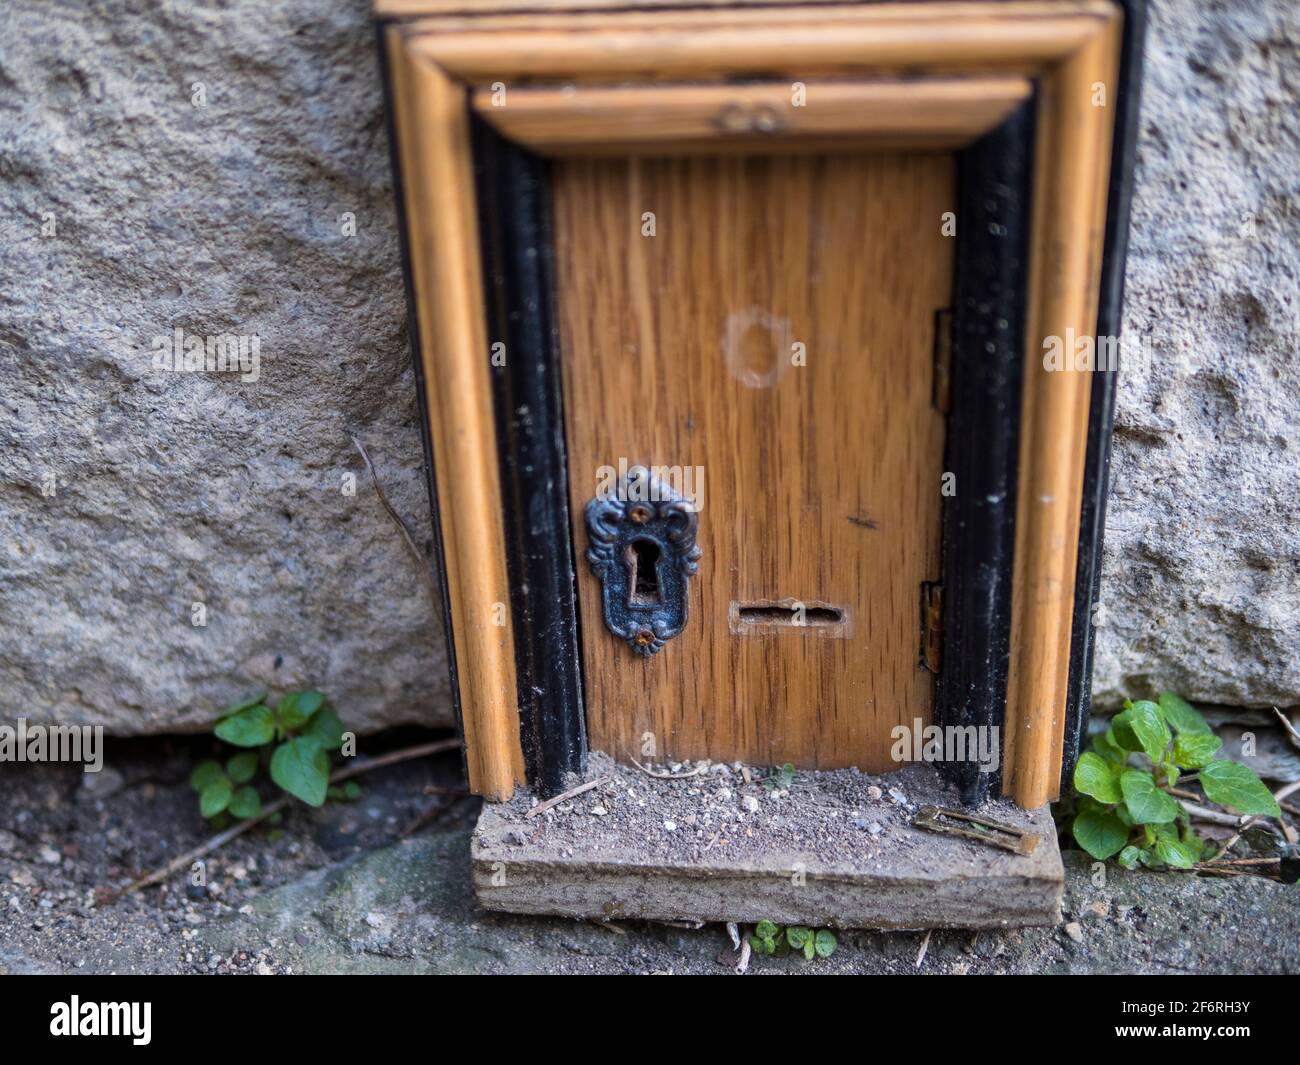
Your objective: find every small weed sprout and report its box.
[188,691,358,825]
[748,920,836,962]
[765,763,795,792]
[1068,692,1280,869]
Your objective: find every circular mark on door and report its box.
[722,307,793,389]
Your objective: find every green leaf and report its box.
[301,706,346,751]
[803,939,815,961]
[270,737,331,807]
[785,926,809,949]
[1074,794,1103,815]
[1172,733,1222,770]
[223,692,268,715]
[228,785,262,819]
[277,690,325,730]
[814,930,836,958]
[1154,837,1199,869]
[1071,808,1129,859]
[754,920,779,940]
[1151,822,1178,843]
[189,760,225,793]
[1092,729,1128,766]
[214,704,275,748]
[1200,760,1280,816]
[1119,769,1181,824]
[1109,712,1143,753]
[226,751,259,784]
[1158,692,1211,735]
[1116,702,1171,761]
[199,777,233,818]
[1116,845,1142,870]
[342,781,361,801]
[1074,751,1122,804]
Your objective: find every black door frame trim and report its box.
[934,97,1036,804]
[473,117,588,798]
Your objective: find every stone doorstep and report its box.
[472,799,1063,931]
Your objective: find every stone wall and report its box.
[1091,0,1298,707]
[1,0,450,733]
[0,0,1295,735]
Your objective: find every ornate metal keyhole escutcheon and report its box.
[584,466,700,656]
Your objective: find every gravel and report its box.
[493,751,1036,870]
[0,731,471,975]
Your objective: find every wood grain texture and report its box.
[471,79,1032,156]
[1003,8,1120,807]
[405,3,1111,81]
[381,0,1108,18]
[553,153,953,771]
[385,30,525,799]
[375,0,951,14]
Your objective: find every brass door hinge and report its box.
[920,581,943,673]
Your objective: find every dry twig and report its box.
[915,928,932,970]
[1274,706,1300,748]
[630,758,706,780]
[1199,856,1281,867]
[1179,801,1254,830]
[735,936,752,975]
[350,433,440,607]
[1208,779,1300,859]
[524,777,608,818]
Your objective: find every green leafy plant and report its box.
[189,691,353,823]
[1070,692,1280,869]
[765,763,796,792]
[748,920,837,961]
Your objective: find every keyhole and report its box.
[627,538,662,606]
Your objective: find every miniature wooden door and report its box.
[555,155,953,771]
[382,0,1132,807]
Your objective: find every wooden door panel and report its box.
[554,152,954,771]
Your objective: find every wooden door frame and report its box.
[376,0,1145,807]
